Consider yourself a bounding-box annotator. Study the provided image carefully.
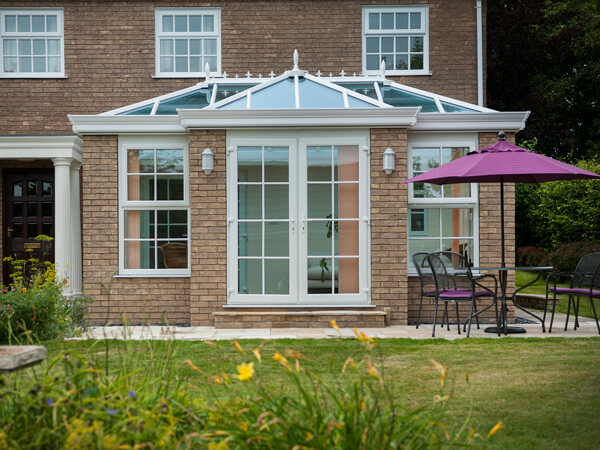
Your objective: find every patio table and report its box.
[471,266,553,334]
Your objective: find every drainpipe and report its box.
[476,0,484,106]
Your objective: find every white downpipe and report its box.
[476,0,484,106]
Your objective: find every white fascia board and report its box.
[68,115,185,134]
[178,108,420,129]
[0,135,83,161]
[411,111,530,132]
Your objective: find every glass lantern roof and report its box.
[104,59,491,116]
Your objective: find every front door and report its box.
[227,131,369,305]
[2,170,54,282]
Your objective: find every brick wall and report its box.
[81,136,190,325]
[370,128,409,325]
[0,0,482,135]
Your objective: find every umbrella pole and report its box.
[501,177,505,268]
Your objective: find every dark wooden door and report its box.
[3,170,55,282]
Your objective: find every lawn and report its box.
[516,270,597,319]
[23,337,598,449]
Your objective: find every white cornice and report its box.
[68,115,185,135]
[178,108,420,129]
[0,135,83,161]
[411,111,530,132]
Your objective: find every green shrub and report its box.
[517,246,546,267]
[546,241,600,273]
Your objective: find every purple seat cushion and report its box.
[550,287,600,298]
[439,289,492,299]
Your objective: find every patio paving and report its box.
[75,310,599,341]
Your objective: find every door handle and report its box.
[7,227,12,237]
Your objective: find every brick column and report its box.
[189,130,227,326]
[370,128,409,325]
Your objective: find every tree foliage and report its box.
[487,0,600,160]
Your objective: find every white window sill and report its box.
[0,74,68,79]
[223,304,376,308]
[363,70,432,77]
[114,272,190,278]
[152,73,221,79]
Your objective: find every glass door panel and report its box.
[237,146,290,296]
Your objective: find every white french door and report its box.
[227,130,369,305]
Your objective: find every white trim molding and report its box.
[0,135,82,160]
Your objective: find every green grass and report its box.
[38,337,600,449]
[516,270,598,318]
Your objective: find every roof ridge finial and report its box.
[293,49,299,70]
[498,131,506,141]
[379,59,386,77]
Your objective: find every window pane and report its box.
[442,183,471,198]
[408,240,441,266]
[204,38,217,55]
[410,54,423,70]
[264,146,288,182]
[238,185,261,219]
[175,56,187,72]
[335,146,358,181]
[124,241,153,269]
[42,202,52,216]
[382,54,393,70]
[412,147,439,172]
[410,12,421,29]
[33,56,46,72]
[308,184,332,219]
[4,39,17,55]
[337,258,359,293]
[12,223,23,238]
[264,185,288,220]
[5,15,16,32]
[396,36,408,52]
[162,15,173,32]
[18,16,30,32]
[42,222,52,236]
[334,184,358,218]
[27,180,37,196]
[46,15,57,32]
[238,222,261,256]
[366,37,379,53]
[158,241,187,269]
[32,15,45,32]
[204,56,217,72]
[368,12,379,30]
[156,149,183,173]
[190,56,201,72]
[366,55,380,70]
[203,15,214,32]
[308,221,332,256]
[48,56,60,72]
[174,15,187,32]
[308,257,333,294]
[157,175,184,201]
[4,56,17,72]
[381,13,394,29]
[124,210,153,239]
[442,239,474,261]
[13,181,22,197]
[128,175,154,201]
[12,202,23,217]
[395,54,408,70]
[175,39,187,55]
[42,181,52,196]
[48,39,59,54]
[307,146,331,181]
[19,39,31,55]
[28,223,38,238]
[157,210,187,238]
[128,149,154,173]
[189,15,202,32]
[442,208,473,236]
[411,36,424,52]
[396,12,408,29]
[238,147,261,182]
[160,39,173,55]
[381,36,393,53]
[160,56,173,72]
[238,259,261,294]
[265,260,289,294]
[336,221,358,256]
[190,39,201,55]
[19,56,31,71]
[265,221,288,256]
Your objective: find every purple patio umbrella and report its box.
[404,132,600,268]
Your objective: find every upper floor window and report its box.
[155,8,221,78]
[362,6,428,76]
[0,8,64,78]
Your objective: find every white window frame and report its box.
[0,8,65,78]
[407,133,479,273]
[118,135,190,277]
[227,129,370,306]
[154,7,221,78]
[362,5,429,76]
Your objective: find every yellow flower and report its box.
[342,357,356,374]
[284,349,305,360]
[232,340,245,354]
[353,328,375,344]
[234,362,254,381]
[487,421,504,438]
[429,358,449,387]
[185,359,202,373]
[252,348,261,362]
[21,287,27,294]
[330,320,340,331]
[366,357,380,380]
[208,441,229,450]
[273,352,290,371]
[209,375,224,384]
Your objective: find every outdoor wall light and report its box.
[202,148,214,175]
[383,147,395,175]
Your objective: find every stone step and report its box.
[212,309,388,329]
[514,293,553,309]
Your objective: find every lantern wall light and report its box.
[383,147,395,175]
[202,148,214,175]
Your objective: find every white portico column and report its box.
[52,157,73,295]
[70,161,82,296]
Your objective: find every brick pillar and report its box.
[189,130,227,326]
[370,128,409,325]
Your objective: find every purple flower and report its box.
[45,398,53,406]
[128,390,135,398]
[107,409,118,415]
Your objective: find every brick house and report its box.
[0,1,527,328]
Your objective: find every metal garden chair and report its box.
[413,252,437,329]
[425,251,499,337]
[544,252,600,334]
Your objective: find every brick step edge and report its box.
[213,309,389,329]
[514,293,556,310]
